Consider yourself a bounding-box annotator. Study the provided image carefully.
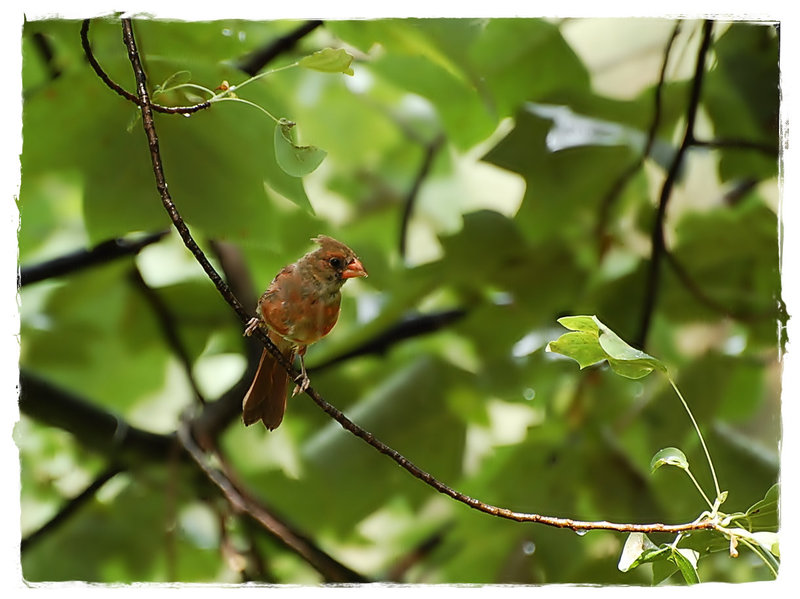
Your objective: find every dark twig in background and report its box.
[128,266,207,406]
[399,133,445,259]
[664,249,776,322]
[31,31,62,81]
[386,525,450,581]
[312,308,468,372]
[692,137,778,156]
[236,20,324,76]
[636,20,715,349]
[595,20,682,257]
[19,230,168,287]
[20,463,123,553]
[19,370,176,462]
[177,420,368,583]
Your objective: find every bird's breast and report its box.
[260,285,342,347]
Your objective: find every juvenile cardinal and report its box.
[242,235,367,430]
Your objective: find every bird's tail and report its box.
[242,333,295,430]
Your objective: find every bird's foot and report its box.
[243,317,260,337]
[291,373,311,397]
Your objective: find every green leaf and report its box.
[618,533,670,572]
[273,119,328,177]
[299,47,355,76]
[547,315,666,379]
[669,547,700,585]
[650,447,689,473]
[729,483,780,532]
[546,331,609,370]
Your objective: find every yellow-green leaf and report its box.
[299,48,355,76]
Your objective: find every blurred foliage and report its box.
[17,17,782,585]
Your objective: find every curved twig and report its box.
[81,19,210,115]
[399,133,445,259]
[636,20,715,349]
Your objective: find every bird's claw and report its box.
[243,317,260,337]
[291,373,310,397]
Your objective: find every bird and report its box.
[242,235,367,430]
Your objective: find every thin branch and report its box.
[81,19,210,115]
[177,419,368,583]
[119,18,287,373]
[20,463,123,552]
[386,525,450,581]
[31,31,62,81]
[399,133,445,259]
[664,249,777,321]
[120,17,717,537]
[127,266,207,406]
[19,230,168,287]
[236,20,324,76]
[636,20,715,349]
[304,386,716,534]
[311,308,468,372]
[595,21,682,257]
[691,137,778,156]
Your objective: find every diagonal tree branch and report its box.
[119,16,717,537]
[127,266,207,406]
[236,20,324,76]
[18,370,367,581]
[595,20,682,257]
[178,419,368,583]
[20,463,123,553]
[636,20,715,349]
[19,230,168,287]
[399,133,445,259]
[19,370,176,462]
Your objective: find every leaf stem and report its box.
[684,467,714,511]
[668,377,722,503]
[211,96,282,124]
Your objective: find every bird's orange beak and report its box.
[342,258,368,279]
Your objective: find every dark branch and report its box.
[19,370,176,462]
[664,249,776,321]
[21,463,123,552]
[636,20,715,349]
[236,20,324,76]
[19,230,168,287]
[81,19,210,115]
[31,31,62,81]
[312,308,468,372]
[119,20,277,354]
[691,137,778,156]
[386,525,450,581]
[178,420,368,583]
[595,20,682,257]
[127,266,207,406]
[399,133,445,259]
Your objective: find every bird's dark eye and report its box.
[329,257,343,269]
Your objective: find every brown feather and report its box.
[242,332,295,430]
